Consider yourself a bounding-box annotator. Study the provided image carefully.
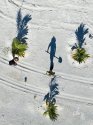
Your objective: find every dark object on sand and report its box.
[9,59,17,66]
[46,71,55,76]
[71,43,78,51]
[24,77,27,82]
[89,34,93,39]
[9,57,19,66]
[14,57,19,61]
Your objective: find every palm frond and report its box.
[75,23,89,48]
[17,26,28,41]
[16,9,32,43]
[16,9,22,32]
[21,14,32,28]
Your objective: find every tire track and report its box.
[20,61,93,86]
[0,74,93,105]
[8,0,57,11]
[0,9,76,31]
[0,55,93,104]
[0,0,87,31]
[8,0,93,11]
[2,0,92,32]
[0,55,93,86]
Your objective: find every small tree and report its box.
[12,9,31,58]
[72,48,90,64]
[12,38,28,57]
[43,76,59,121]
[43,102,58,121]
[72,23,90,63]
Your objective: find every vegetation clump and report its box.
[12,9,31,58]
[43,77,59,121]
[43,102,58,121]
[12,38,27,58]
[72,47,90,64]
[72,23,90,63]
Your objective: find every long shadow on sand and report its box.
[71,23,89,50]
[16,8,32,44]
[47,36,56,72]
[43,76,59,104]
[46,36,62,73]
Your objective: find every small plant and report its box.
[12,9,31,58]
[72,23,90,63]
[43,77,59,121]
[72,48,90,64]
[43,102,58,121]
[12,38,28,57]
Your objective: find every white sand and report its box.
[0,0,93,124]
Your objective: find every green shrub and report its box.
[72,48,90,64]
[43,102,58,121]
[12,38,28,57]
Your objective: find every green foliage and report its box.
[72,48,90,64]
[43,102,59,121]
[12,38,28,57]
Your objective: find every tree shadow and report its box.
[71,23,89,50]
[16,9,32,44]
[9,9,32,66]
[43,76,59,104]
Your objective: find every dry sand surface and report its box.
[0,0,93,125]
